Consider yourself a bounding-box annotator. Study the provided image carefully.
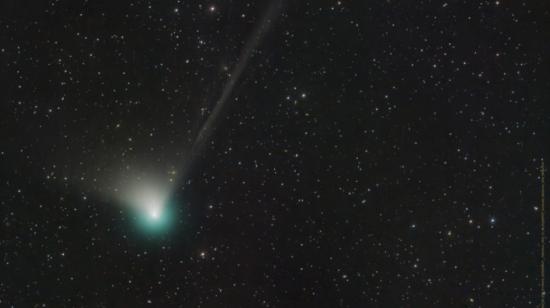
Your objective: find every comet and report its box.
[113,1,283,234]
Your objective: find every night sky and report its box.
[1,0,549,307]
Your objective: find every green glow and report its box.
[133,200,175,234]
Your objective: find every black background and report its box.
[1,0,549,307]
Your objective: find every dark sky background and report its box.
[1,0,549,307]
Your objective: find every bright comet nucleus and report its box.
[118,179,175,233]
[136,193,174,233]
[146,199,162,219]
[148,206,161,220]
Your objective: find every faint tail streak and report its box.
[180,1,283,179]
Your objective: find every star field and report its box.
[1,0,549,307]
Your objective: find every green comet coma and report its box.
[133,200,175,234]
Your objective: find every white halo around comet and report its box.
[117,178,174,232]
